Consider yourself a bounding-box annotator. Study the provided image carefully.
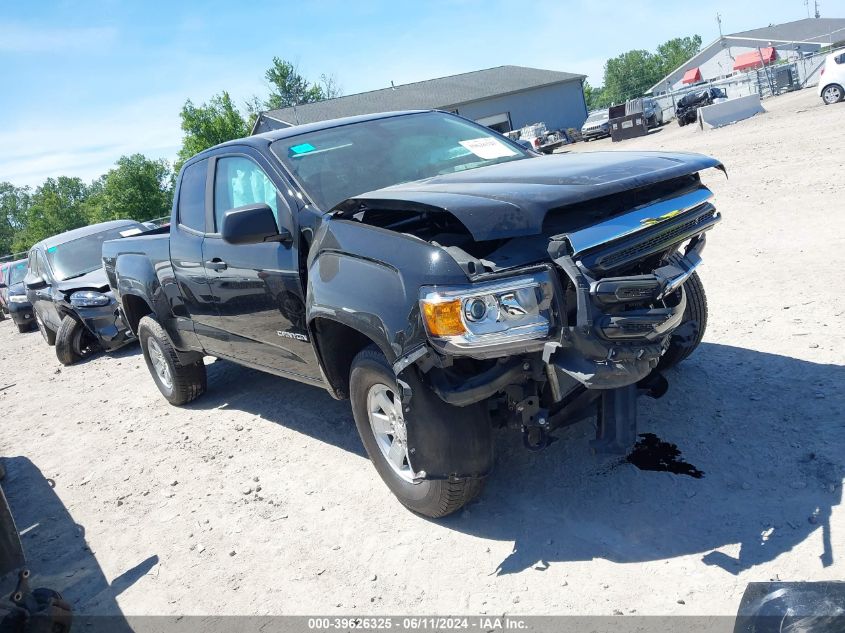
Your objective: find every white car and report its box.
[818,51,845,105]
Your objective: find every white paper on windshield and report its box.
[459,137,517,160]
[119,228,143,237]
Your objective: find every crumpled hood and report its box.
[333,151,724,241]
[56,267,110,294]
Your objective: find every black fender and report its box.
[305,218,469,363]
[305,217,493,479]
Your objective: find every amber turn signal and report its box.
[421,299,466,337]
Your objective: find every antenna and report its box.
[814,0,820,18]
[716,13,723,38]
[390,81,396,91]
[804,0,810,18]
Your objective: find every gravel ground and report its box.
[0,87,843,618]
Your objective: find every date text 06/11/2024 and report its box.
[306,617,529,630]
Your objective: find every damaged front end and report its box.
[404,173,721,460]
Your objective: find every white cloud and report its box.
[0,23,118,53]
[0,94,183,187]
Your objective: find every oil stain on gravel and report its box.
[627,433,704,478]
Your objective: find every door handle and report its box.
[206,259,227,272]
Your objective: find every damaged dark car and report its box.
[103,110,725,517]
[25,220,145,365]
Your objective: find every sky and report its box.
[1,0,844,188]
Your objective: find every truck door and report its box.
[201,150,323,382]
[169,158,230,356]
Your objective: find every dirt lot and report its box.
[1,87,843,618]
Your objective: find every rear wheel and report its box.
[349,347,485,518]
[55,316,99,365]
[657,260,708,371]
[138,316,206,405]
[822,84,843,105]
[35,309,56,346]
[17,323,32,334]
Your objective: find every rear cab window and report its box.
[178,160,209,232]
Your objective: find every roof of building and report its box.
[649,17,845,93]
[730,17,845,44]
[253,65,585,132]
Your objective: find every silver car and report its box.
[581,110,609,141]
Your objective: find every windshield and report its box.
[271,112,529,210]
[585,111,607,123]
[8,261,27,286]
[45,224,141,281]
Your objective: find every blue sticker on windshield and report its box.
[289,143,315,155]
[47,246,58,253]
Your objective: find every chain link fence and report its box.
[653,47,844,121]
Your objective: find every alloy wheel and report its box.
[366,383,414,482]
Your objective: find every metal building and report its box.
[650,17,845,94]
[252,65,588,135]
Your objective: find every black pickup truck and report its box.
[103,110,724,517]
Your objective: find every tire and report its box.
[55,316,99,365]
[35,309,56,346]
[821,84,843,105]
[137,316,206,405]
[349,347,485,518]
[17,323,31,334]
[657,258,708,371]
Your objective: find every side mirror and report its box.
[221,203,292,246]
[25,274,47,290]
[0,282,6,289]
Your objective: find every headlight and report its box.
[9,295,29,303]
[70,290,110,307]
[419,271,554,351]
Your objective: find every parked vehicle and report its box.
[676,87,728,126]
[581,109,610,141]
[506,124,566,154]
[0,263,8,320]
[24,220,145,365]
[104,109,724,518]
[0,259,35,333]
[818,51,845,105]
[643,97,664,127]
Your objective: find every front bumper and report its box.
[7,301,35,327]
[72,296,135,352]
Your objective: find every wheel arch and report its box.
[310,316,391,399]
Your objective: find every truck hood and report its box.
[55,267,110,294]
[333,151,724,241]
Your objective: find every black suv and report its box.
[24,220,145,365]
[0,259,35,333]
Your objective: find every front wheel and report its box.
[138,316,206,405]
[349,347,485,518]
[822,84,843,105]
[55,316,99,365]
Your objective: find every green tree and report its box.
[589,34,703,108]
[86,154,173,224]
[603,49,659,105]
[654,35,703,78]
[0,183,30,256]
[264,58,325,109]
[14,177,90,251]
[176,91,249,171]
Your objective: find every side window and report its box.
[178,160,209,232]
[836,53,845,65]
[213,156,281,232]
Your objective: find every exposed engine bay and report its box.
[340,167,724,454]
